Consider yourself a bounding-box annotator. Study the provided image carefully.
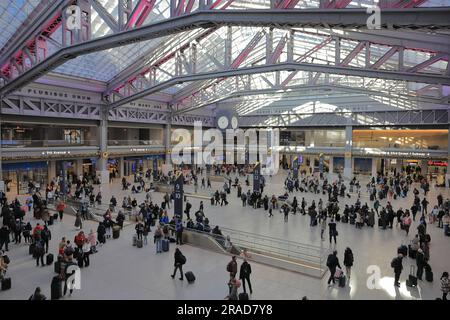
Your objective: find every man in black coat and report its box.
[391,254,403,287]
[0,225,10,251]
[415,248,426,281]
[326,250,341,285]
[239,259,253,294]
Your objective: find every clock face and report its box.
[218,116,229,129]
[231,116,238,129]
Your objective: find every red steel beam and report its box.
[125,0,156,30]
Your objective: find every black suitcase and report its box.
[211,197,214,205]
[370,194,374,201]
[29,243,36,256]
[338,275,346,287]
[1,277,11,291]
[53,213,59,220]
[113,227,120,239]
[54,261,61,274]
[51,276,62,300]
[335,214,341,222]
[46,253,54,265]
[48,216,54,226]
[378,218,383,227]
[239,292,249,300]
[408,245,416,259]
[341,216,348,223]
[425,265,433,282]
[185,271,196,283]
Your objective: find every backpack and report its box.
[391,258,398,268]
[227,262,233,272]
[180,254,186,265]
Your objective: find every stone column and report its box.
[343,125,353,180]
[97,109,109,184]
[76,159,83,178]
[47,160,56,183]
[371,158,378,179]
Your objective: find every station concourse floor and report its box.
[1,170,449,300]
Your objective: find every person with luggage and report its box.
[328,218,338,245]
[154,226,163,254]
[343,247,354,279]
[441,272,449,300]
[135,221,144,241]
[416,248,426,281]
[402,213,412,236]
[41,225,51,254]
[326,250,341,286]
[227,256,238,290]
[391,253,404,287]
[239,258,253,295]
[35,239,45,267]
[170,248,186,281]
[29,287,46,300]
[74,211,82,230]
[97,222,106,246]
[227,278,240,300]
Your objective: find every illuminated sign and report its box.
[428,160,447,167]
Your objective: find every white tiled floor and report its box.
[1,171,449,300]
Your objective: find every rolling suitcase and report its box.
[1,277,11,291]
[162,239,169,252]
[370,194,374,201]
[341,216,348,223]
[132,234,137,246]
[113,226,120,239]
[211,197,215,205]
[239,292,249,300]
[137,238,143,248]
[29,243,36,256]
[54,261,61,274]
[48,216,54,226]
[185,271,196,283]
[407,265,417,287]
[338,275,346,287]
[51,276,62,300]
[335,214,341,222]
[425,265,433,282]
[46,253,54,265]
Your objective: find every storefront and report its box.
[353,158,372,175]
[2,161,48,195]
[427,160,447,176]
[332,157,345,174]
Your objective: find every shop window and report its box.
[64,129,82,144]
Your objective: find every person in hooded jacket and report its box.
[171,248,186,280]
[343,247,354,279]
[326,250,341,285]
[97,222,106,245]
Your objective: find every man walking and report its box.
[239,259,253,295]
[326,250,341,286]
[391,253,404,287]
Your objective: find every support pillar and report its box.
[371,158,378,179]
[119,157,124,178]
[76,159,83,178]
[97,110,109,184]
[343,125,353,180]
[47,160,56,184]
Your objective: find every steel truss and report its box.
[238,108,449,127]
[0,2,449,96]
[0,94,215,126]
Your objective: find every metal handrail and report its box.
[185,225,325,266]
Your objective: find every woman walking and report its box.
[343,247,354,279]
